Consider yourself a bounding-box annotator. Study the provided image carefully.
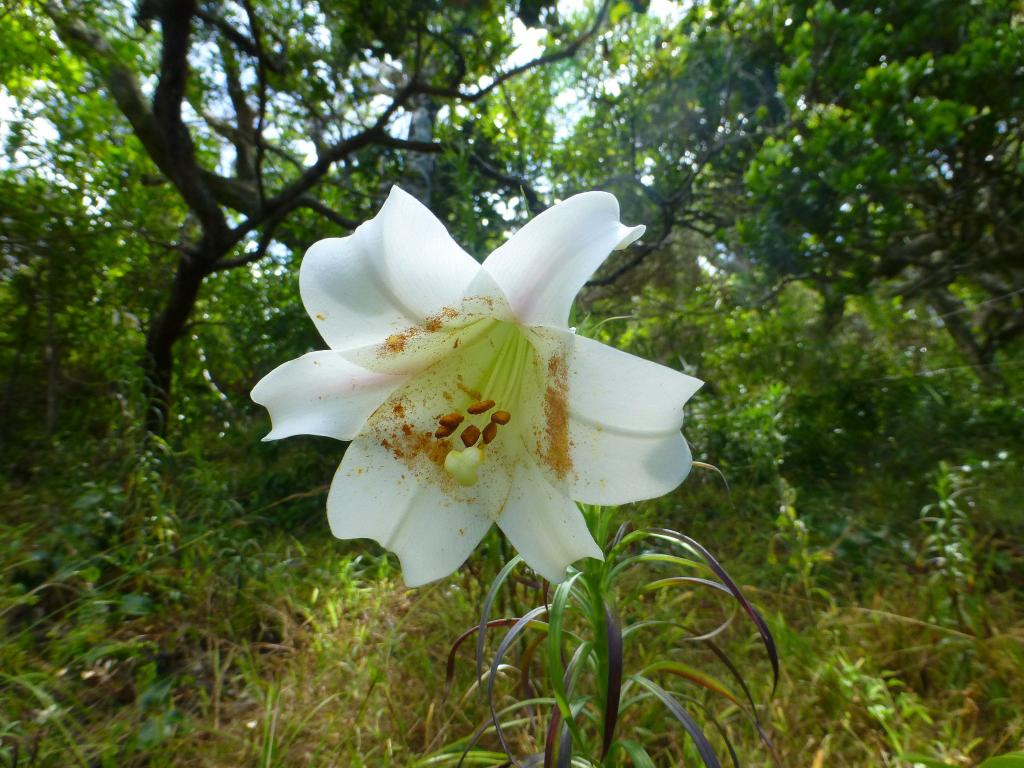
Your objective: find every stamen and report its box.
[482,421,498,445]
[490,410,511,425]
[467,399,495,415]
[438,412,464,429]
[461,425,481,447]
[435,425,454,439]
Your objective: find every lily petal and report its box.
[482,192,645,328]
[328,437,494,587]
[569,428,694,506]
[497,462,603,583]
[301,186,482,351]
[538,329,702,505]
[251,351,405,441]
[559,331,702,433]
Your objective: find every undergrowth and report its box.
[1,421,1021,767]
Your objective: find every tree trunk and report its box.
[45,266,59,435]
[816,283,846,336]
[143,254,207,435]
[402,94,438,205]
[928,288,1006,391]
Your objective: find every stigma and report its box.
[435,397,513,486]
[444,446,484,487]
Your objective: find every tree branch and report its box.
[212,216,285,271]
[43,3,171,173]
[232,85,417,238]
[374,136,444,153]
[586,241,661,287]
[409,0,611,103]
[295,197,360,229]
[469,153,545,215]
[195,5,283,73]
[151,0,229,247]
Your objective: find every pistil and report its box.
[444,446,484,487]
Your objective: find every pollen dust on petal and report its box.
[542,353,573,479]
[456,375,482,402]
[366,373,474,492]
[381,331,411,355]
[424,306,458,332]
[399,429,454,487]
[380,437,404,459]
[381,307,461,356]
[379,425,451,476]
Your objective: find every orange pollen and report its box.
[467,399,495,415]
[434,425,454,439]
[384,333,406,353]
[438,412,465,429]
[490,410,511,425]
[482,421,498,445]
[461,425,481,447]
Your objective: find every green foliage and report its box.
[737,0,1024,379]
[769,478,834,600]
[2,0,1023,765]
[431,512,777,766]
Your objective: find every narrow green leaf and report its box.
[476,556,523,696]
[981,754,1024,768]
[641,661,742,707]
[646,529,779,693]
[611,552,711,578]
[446,618,548,700]
[487,606,550,764]
[519,632,547,702]
[601,602,623,759]
[543,706,562,768]
[617,740,657,768]
[609,520,635,549]
[547,573,586,746]
[631,675,721,768]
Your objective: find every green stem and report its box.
[581,505,617,766]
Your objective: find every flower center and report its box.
[432,321,533,487]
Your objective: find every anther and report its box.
[461,425,481,447]
[490,410,511,425]
[438,412,464,429]
[467,399,495,415]
[435,425,454,439]
[482,421,498,445]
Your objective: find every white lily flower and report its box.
[252,187,702,586]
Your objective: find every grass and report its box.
[1,428,1022,767]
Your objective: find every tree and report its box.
[13,0,609,433]
[542,4,785,293]
[739,0,1024,385]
